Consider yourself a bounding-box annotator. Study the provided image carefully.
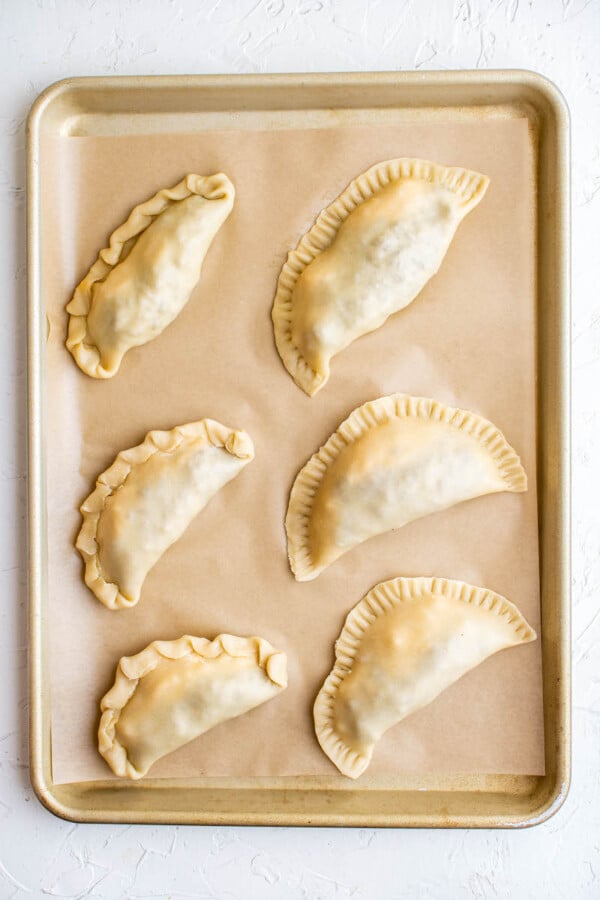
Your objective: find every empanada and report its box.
[287,394,526,581]
[77,419,254,609]
[66,173,234,378]
[314,576,536,779]
[99,634,287,779]
[272,158,489,396]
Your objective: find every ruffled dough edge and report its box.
[314,576,536,779]
[272,158,490,397]
[76,419,254,610]
[286,394,527,581]
[98,633,288,780]
[66,173,235,379]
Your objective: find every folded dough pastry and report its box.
[66,173,234,378]
[287,394,526,581]
[99,634,287,779]
[76,419,254,610]
[272,158,489,396]
[314,576,536,779]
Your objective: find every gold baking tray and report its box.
[27,71,570,827]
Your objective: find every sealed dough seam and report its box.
[272,158,489,394]
[313,576,536,779]
[76,419,253,609]
[98,634,288,780]
[286,394,527,580]
[66,173,233,375]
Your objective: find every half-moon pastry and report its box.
[66,173,234,378]
[272,158,489,396]
[287,394,526,581]
[76,419,254,609]
[99,634,287,779]
[314,576,536,779]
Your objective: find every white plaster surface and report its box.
[1,0,598,896]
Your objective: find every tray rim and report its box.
[27,68,571,828]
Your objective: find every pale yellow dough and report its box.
[66,173,234,378]
[99,634,287,779]
[76,419,254,610]
[272,158,489,396]
[314,576,536,779]
[287,394,527,581]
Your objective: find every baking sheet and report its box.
[41,118,544,785]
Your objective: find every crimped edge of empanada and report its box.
[314,576,536,779]
[76,419,254,610]
[287,394,527,581]
[66,173,235,379]
[99,633,287,779]
[272,158,490,396]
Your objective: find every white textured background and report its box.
[1,0,598,897]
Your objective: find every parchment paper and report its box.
[42,116,544,785]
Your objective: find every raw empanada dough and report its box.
[272,158,489,396]
[314,576,536,779]
[76,419,254,610]
[66,173,234,378]
[99,633,287,779]
[287,394,527,581]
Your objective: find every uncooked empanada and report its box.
[272,158,489,396]
[66,173,234,378]
[314,576,536,778]
[287,394,526,581]
[76,419,254,610]
[99,633,287,779]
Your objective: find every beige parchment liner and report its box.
[42,117,543,784]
